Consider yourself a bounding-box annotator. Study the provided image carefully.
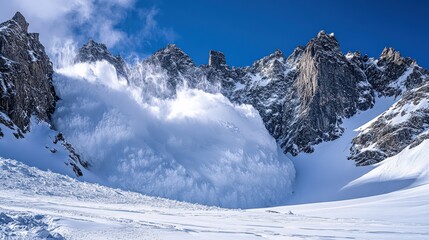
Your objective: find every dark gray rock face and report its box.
[349,79,429,166]
[208,50,226,69]
[277,31,374,155]
[75,39,129,81]
[364,47,428,97]
[0,12,57,132]
[227,32,374,155]
[347,48,429,166]
[0,13,87,177]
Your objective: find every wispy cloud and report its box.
[139,7,176,43]
[0,0,176,64]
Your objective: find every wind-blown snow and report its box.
[53,60,295,208]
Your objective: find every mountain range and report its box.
[1,12,428,207]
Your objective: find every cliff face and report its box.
[0,12,57,132]
[276,31,374,155]
[0,12,87,177]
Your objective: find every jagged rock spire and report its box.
[209,50,226,69]
[12,12,29,32]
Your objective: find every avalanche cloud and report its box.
[53,60,295,208]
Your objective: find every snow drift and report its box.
[53,60,295,208]
[346,138,429,189]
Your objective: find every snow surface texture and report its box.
[0,212,64,240]
[1,158,428,240]
[347,138,429,189]
[53,60,295,208]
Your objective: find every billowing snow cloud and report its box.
[54,60,295,208]
[0,0,175,66]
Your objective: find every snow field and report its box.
[1,158,428,240]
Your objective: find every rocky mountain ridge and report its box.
[1,11,428,170]
[77,30,427,166]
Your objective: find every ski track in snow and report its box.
[0,158,428,240]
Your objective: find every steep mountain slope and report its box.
[350,59,429,165]
[365,47,428,96]
[348,138,429,189]
[0,12,87,177]
[0,12,56,132]
[248,31,374,155]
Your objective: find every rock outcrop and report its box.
[364,47,428,97]
[349,79,429,165]
[277,31,373,155]
[0,12,88,177]
[75,39,129,81]
[0,12,57,132]
[208,50,226,69]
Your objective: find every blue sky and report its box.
[1,0,428,68]
[119,0,429,68]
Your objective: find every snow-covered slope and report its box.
[350,80,429,165]
[347,138,429,189]
[287,96,396,204]
[53,60,295,208]
[0,113,93,180]
[1,158,428,240]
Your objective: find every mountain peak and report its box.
[82,39,108,51]
[75,39,111,63]
[75,39,129,80]
[306,30,341,54]
[151,44,194,67]
[165,43,183,53]
[380,47,403,61]
[317,30,334,38]
[166,43,177,49]
[11,12,29,32]
[256,49,285,65]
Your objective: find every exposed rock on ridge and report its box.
[0,12,88,177]
[75,31,429,166]
[0,12,57,132]
[75,39,129,81]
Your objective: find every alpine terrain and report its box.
[0,11,428,239]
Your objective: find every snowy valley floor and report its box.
[1,158,428,240]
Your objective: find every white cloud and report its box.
[0,0,175,64]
